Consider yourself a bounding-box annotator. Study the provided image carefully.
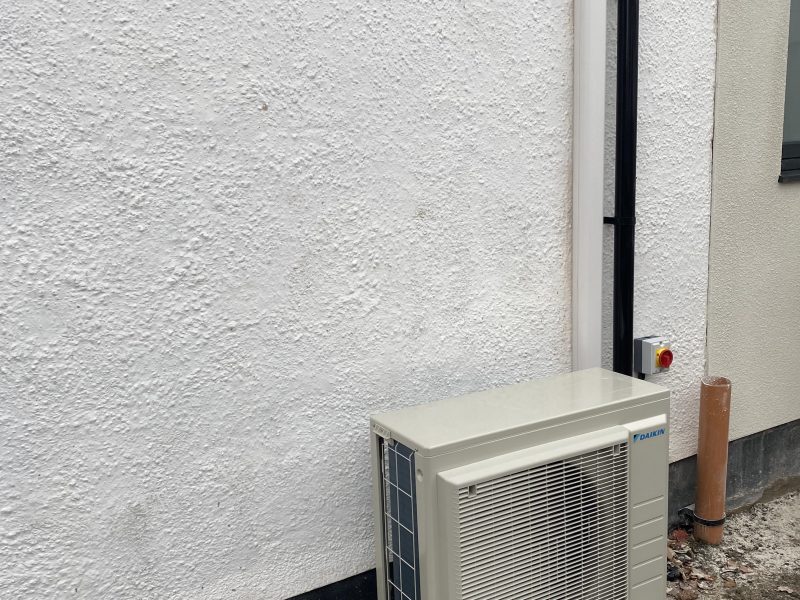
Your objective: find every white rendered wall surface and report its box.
[0,2,573,598]
[707,2,800,442]
[602,0,718,462]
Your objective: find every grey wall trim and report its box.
[668,417,800,527]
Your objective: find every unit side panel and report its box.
[625,415,669,599]
[376,438,423,600]
[371,433,389,600]
[414,452,443,600]
[434,471,463,599]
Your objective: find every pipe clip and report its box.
[678,504,727,528]
[602,216,637,225]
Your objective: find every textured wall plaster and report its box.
[0,1,573,598]
[707,2,800,442]
[601,0,718,462]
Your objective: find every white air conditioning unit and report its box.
[370,368,669,600]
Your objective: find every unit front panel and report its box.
[437,428,632,600]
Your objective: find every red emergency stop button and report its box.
[657,348,673,369]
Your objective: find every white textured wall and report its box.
[0,1,573,598]
[708,2,800,442]
[602,0,718,462]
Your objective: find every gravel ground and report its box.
[666,490,800,599]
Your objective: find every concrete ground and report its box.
[666,489,800,599]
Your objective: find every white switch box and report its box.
[634,336,673,375]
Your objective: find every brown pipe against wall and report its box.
[694,376,732,544]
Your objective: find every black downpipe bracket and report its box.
[612,0,640,376]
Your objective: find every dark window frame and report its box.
[780,142,800,182]
[782,0,800,182]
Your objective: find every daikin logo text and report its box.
[633,428,666,442]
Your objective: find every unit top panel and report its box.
[370,368,668,456]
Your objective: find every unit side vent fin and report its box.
[380,439,422,600]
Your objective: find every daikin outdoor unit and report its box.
[370,368,669,600]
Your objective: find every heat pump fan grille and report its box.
[380,439,422,600]
[457,443,629,600]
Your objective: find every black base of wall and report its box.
[668,417,800,527]
[287,571,376,600]
[291,418,800,600]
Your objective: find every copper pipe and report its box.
[694,376,732,544]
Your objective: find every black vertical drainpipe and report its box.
[612,0,640,376]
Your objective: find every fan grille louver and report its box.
[457,443,629,600]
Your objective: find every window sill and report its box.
[779,171,800,182]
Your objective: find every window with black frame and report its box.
[782,0,800,181]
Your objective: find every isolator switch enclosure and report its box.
[635,335,673,375]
